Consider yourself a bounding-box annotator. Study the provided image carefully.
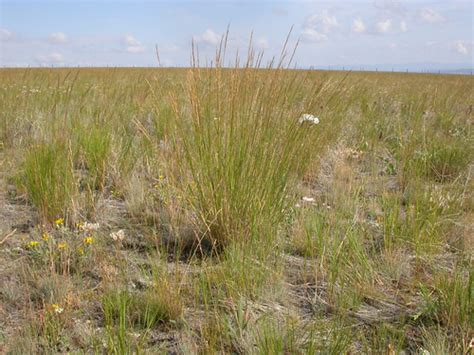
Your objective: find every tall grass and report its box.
[18,139,76,222]
[162,35,342,249]
[77,124,112,191]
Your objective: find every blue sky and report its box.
[0,0,472,69]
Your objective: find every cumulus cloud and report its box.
[352,18,366,34]
[301,28,328,42]
[306,11,339,34]
[49,32,68,44]
[454,41,469,55]
[420,8,445,23]
[123,34,145,53]
[0,28,13,41]
[400,21,408,32]
[124,34,140,46]
[194,29,221,46]
[376,19,392,33]
[301,10,338,43]
[35,52,64,66]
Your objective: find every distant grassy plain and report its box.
[0,64,472,353]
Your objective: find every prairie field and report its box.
[0,62,473,353]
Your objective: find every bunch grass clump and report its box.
[164,33,336,249]
[18,139,77,222]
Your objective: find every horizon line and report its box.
[0,65,472,75]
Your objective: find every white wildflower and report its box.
[110,229,125,241]
[298,113,320,125]
[302,196,315,203]
[81,222,100,232]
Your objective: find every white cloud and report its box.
[352,18,366,34]
[301,28,328,42]
[400,21,408,32]
[35,52,64,66]
[49,32,68,44]
[376,19,392,33]
[124,34,140,46]
[420,8,445,24]
[301,10,338,43]
[123,34,145,53]
[454,41,469,55]
[306,11,339,34]
[194,29,221,47]
[0,28,13,41]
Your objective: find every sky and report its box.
[0,0,472,70]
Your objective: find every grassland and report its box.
[0,62,472,353]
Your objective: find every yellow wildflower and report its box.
[51,303,64,314]
[27,240,40,248]
[77,247,85,255]
[54,218,64,227]
[42,232,50,241]
[57,242,68,250]
[83,236,94,245]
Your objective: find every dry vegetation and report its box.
[0,50,473,353]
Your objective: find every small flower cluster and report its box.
[27,240,40,249]
[298,113,320,126]
[110,229,125,242]
[54,218,65,228]
[51,303,64,314]
[25,218,99,257]
[79,222,100,233]
[76,220,99,252]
